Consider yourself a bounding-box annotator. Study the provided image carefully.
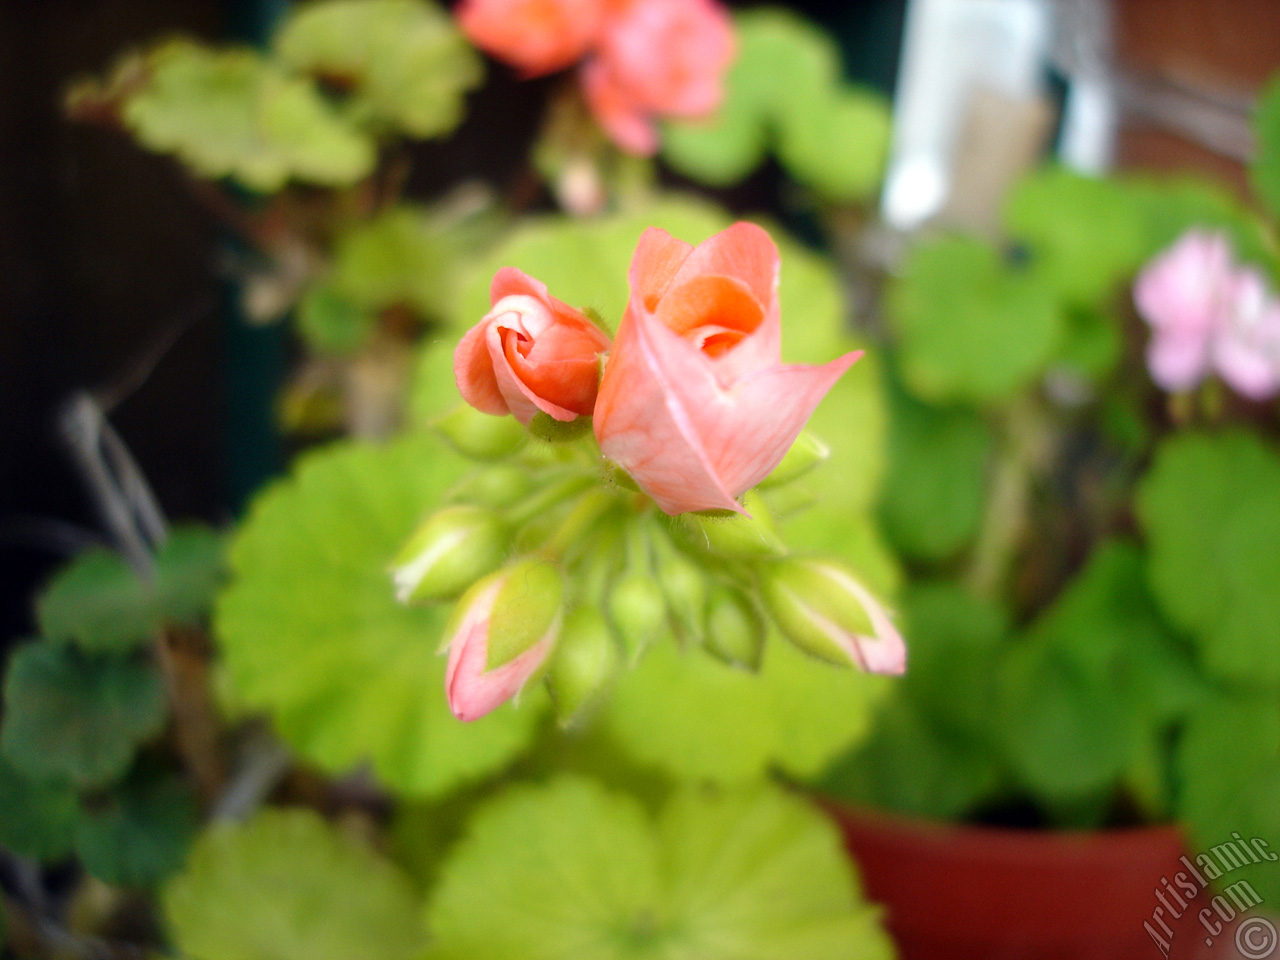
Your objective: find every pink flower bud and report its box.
[443,561,563,722]
[593,222,859,515]
[455,268,611,426]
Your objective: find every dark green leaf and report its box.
[76,774,198,887]
[1251,75,1280,222]
[0,757,78,861]
[0,643,166,790]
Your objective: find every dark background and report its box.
[0,0,1271,645]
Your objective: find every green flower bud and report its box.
[759,431,830,488]
[760,558,906,675]
[486,558,565,670]
[651,533,707,645]
[457,464,534,510]
[675,491,784,560]
[704,584,765,671]
[606,568,668,664]
[546,607,620,726]
[393,505,507,603]
[436,405,525,460]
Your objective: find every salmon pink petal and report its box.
[670,221,778,310]
[486,322,581,423]
[655,274,764,339]
[594,308,741,515]
[628,227,694,311]
[455,321,509,414]
[456,0,606,76]
[581,58,658,155]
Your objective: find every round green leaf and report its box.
[123,40,375,192]
[603,627,889,783]
[0,643,166,790]
[276,0,481,140]
[1177,690,1280,905]
[37,548,155,651]
[215,436,544,797]
[331,205,462,320]
[0,757,78,861]
[888,236,1064,404]
[877,392,992,561]
[153,525,226,627]
[296,280,375,355]
[777,86,890,203]
[76,774,197,888]
[426,777,893,960]
[1137,430,1280,687]
[1003,166,1148,307]
[165,807,427,960]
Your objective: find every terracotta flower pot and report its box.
[827,803,1226,960]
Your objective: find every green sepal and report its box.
[392,505,507,603]
[546,607,620,727]
[675,491,785,560]
[650,533,707,645]
[759,431,830,488]
[435,405,525,460]
[704,584,766,671]
[527,412,593,444]
[486,560,564,670]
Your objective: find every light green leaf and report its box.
[37,525,224,652]
[76,774,197,888]
[123,40,375,191]
[0,643,166,790]
[877,392,992,561]
[888,236,1063,404]
[1251,75,1280,222]
[165,807,427,960]
[426,777,892,960]
[603,626,889,783]
[1137,430,1280,687]
[215,435,544,797]
[296,279,375,354]
[0,757,78,861]
[276,0,481,140]
[777,86,890,202]
[331,205,464,320]
[1003,166,1149,307]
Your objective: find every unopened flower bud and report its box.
[393,505,507,603]
[606,568,667,664]
[458,464,534,510]
[651,533,707,644]
[761,558,906,674]
[759,431,830,488]
[704,584,765,671]
[546,607,620,726]
[442,559,564,722]
[436,404,526,460]
[675,491,784,560]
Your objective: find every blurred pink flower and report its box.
[455,267,611,425]
[594,222,859,515]
[1212,267,1280,401]
[456,0,606,76]
[456,0,733,155]
[581,0,735,155]
[1134,230,1280,399]
[444,573,560,722]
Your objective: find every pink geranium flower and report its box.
[593,222,859,515]
[1134,230,1280,400]
[456,0,734,155]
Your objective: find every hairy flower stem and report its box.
[966,397,1052,602]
